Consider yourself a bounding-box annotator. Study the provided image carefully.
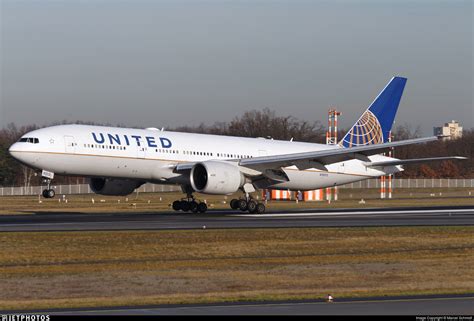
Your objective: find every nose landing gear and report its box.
[41,171,56,198]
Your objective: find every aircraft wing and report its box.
[238,136,439,171]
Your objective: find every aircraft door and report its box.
[64,136,76,153]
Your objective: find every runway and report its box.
[3,208,473,315]
[0,205,473,232]
[26,295,474,315]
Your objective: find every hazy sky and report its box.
[1,0,472,135]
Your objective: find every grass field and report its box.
[0,187,473,215]
[1,188,472,311]
[0,226,473,311]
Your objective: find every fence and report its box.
[0,183,181,197]
[0,179,473,197]
[342,178,474,189]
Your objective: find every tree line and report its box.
[0,108,472,187]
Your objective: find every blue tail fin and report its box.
[339,76,407,148]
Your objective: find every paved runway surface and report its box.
[0,206,473,232]
[37,295,474,315]
[3,208,473,315]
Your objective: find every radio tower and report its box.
[380,131,394,199]
[326,109,342,145]
[326,108,341,201]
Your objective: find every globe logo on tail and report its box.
[339,110,384,148]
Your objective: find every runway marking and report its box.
[1,209,473,227]
[0,221,182,227]
[43,296,474,314]
[232,208,474,218]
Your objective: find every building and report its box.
[433,120,463,140]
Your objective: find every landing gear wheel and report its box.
[238,199,248,211]
[172,200,181,211]
[180,201,190,212]
[42,189,55,199]
[197,202,207,213]
[190,201,199,213]
[230,199,239,210]
[247,200,257,213]
[47,189,55,198]
[256,202,266,214]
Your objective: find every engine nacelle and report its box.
[89,178,142,196]
[190,161,245,195]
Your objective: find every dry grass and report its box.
[0,188,473,215]
[0,226,473,310]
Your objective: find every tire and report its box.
[197,202,207,213]
[172,200,181,211]
[180,201,190,212]
[256,203,265,214]
[230,199,239,210]
[247,201,257,213]
[190,201,198,213]
[238,199,248,211]
[47,189,55,198]
[42,189,49,198]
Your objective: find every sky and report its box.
[0,0,472,135]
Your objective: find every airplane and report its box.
[8,76,466,214]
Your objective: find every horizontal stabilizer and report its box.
[239,136,438,171]
[364,156,467,167]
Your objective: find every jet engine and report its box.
[190,161,245,194]
[89,178,143,196]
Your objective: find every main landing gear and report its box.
[172,195,208,213]
[230,197,265,214]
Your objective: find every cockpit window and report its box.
[18,137,39,144]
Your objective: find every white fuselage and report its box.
[9,124,401,191]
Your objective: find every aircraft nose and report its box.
[9,142,18,153]
[8,143,21,158]
[8,142,37,166]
